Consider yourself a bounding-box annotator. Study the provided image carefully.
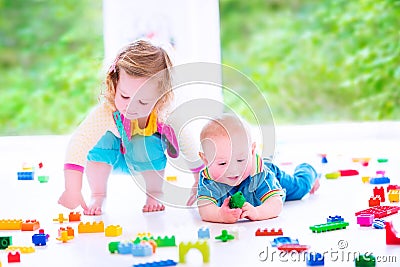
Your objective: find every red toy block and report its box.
[21,220,40,231]
[355,206,400,219]
[385,221,400,245]
[277,244,309,252]
[373,186,385,202]
[387,185,400,192]
[255,228,283,236]
[368,196,381,207]
[339,169,359,176]
[68,212,81,222]
[7,251,20,263]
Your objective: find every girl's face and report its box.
[200,131,256,186]
[115,69,161,119]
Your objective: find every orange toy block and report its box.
[78,221,104,233]
[105,225,122,237]
[368,196,381,207]
[53,214,68,223]
[68,212,81,222]
[388,190,400,203]
[0,219,22,230]
[255,228,283,236]
[56,231,74,243]
[59,226,74,237]
[21,220,40,231]
[141,239,157,253]
[6,246,35,253]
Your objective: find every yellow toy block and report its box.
[0,219,22,230]
[22,162,33,170]
[56,231,74,243]
[137,232,152,238]
[78,221,104,233]
[53,213,69,223]
[166,176,177,182]
[105,225,122,237]
[6,246,35,253]
[361,176,370,183]
[179,241,209,263]
[388,190,400,203]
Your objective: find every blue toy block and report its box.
[0,236,12,249]
[17,171,34,180]
[370,177,390,184]
[327,215,344,223]
[32,234,47,246]
[132,243,152,257]
[132,259,177,267]
[321,157,328,164]
[306,253,324,266]
[372,219,385,229]
[118,242,133,254]
[270,236,299,247]
[198,227,210,239]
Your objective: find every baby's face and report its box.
[201,131,254,186]
[115,69,161,119]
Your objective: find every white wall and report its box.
[103,0,224,171]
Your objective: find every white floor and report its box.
[0,122,400,267]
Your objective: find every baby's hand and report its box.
[240,202,259,220]
[58,190,88,210]
[218,197,242,223]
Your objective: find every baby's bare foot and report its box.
[142,193,165,212]
[310,179,320,194]
[83,195,105,216]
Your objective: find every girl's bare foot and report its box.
[309,178,320,194]
[83,195,105,215]
[142,193,165,212]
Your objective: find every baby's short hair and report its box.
[200,113,253,149]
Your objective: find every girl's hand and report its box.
[240,202,259,220]
[218,197,242,223]
[58,190,88,210]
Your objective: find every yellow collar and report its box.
[130,110,158,136]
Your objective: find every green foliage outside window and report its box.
[0,0,399,135]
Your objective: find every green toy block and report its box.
[355,254,376,267]
[310,221,349,233]
[179,241,209,263]
[215,230,234,242]
[0,236,12,250]
[325,172,341,179]
[38,175,49,183]
[377,158,388,163]
[229,191,246,208]
[108,241,120,253]
[155,236,176,247]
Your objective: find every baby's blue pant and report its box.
[266,162,318,201]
